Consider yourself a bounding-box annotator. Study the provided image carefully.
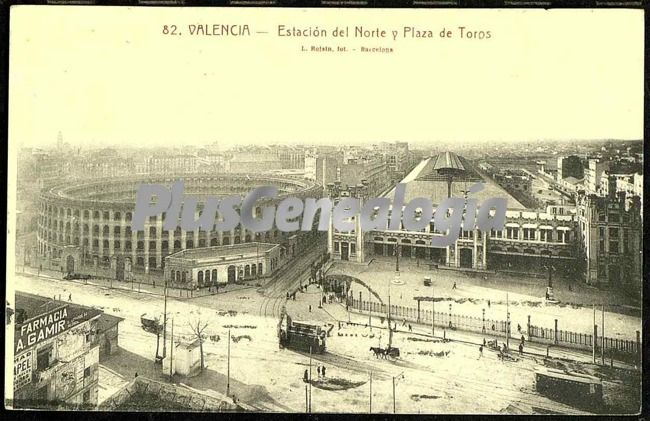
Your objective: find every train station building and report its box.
[327,151,642,288]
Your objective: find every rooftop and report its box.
[167,242,278,261]
[96,313,125,333]
[383,153,526,210]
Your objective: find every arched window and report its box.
[212,269,218,282]
[198,271,204,285]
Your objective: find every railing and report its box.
[348,298,641,362]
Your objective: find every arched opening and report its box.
[66,255,75,274]
[228,265,236,282]
[212,269,218,283]
[198,271,204,286]
[115,256,125,281]
[245,265,250,277]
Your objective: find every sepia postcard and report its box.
[4,6,644,414]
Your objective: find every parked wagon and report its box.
[140,313,164,335]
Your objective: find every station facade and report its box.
[327,152,642,288]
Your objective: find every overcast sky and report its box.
[8,7,644,149]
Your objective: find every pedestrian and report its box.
[303,369,309,383]
[309,305,312,312]
[478,345,483,359]
[322,366,326,378]
[452,282,457,290]
[517,323,521,333]
[135,372,138,378]
[483,338,486,347]
[408,324,412,332]
[518,343,523,355]
[153,281,155,288]
[521,334,525,345]
[68,293,72,302]
[487,300,491,308]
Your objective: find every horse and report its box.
[369,347,386,359]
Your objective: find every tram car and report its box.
[535,367,603,410]
[279,314,326,354]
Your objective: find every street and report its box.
[13,269,640,414]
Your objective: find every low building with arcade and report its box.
[163,242,281,289]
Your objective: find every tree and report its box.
[187,316,210,372]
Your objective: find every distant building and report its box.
[12,292,104,409]
[146,154,198,174]
[556,156,584,182]
[585,159,609,195]
[576,192,642,288]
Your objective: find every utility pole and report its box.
[392,375,396,414]
[593,304,596,364]
[308,345,313,413]
[388,278,393,349]
[162,278,168,358]
[169,317,174,381]
[368,288,372,331]
[227,329,231,396]
[431,284,435,337]
[506,293,509,350]
[601,304,605,365]
[369,371,372,414]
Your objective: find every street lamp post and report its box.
[227,328,231,396]
[392,372,404,413]
[431,283,435,336]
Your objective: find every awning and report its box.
[538,225,554,230]
[522,223,538,229]
[556,226,571,231]
[505,222,520,228]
